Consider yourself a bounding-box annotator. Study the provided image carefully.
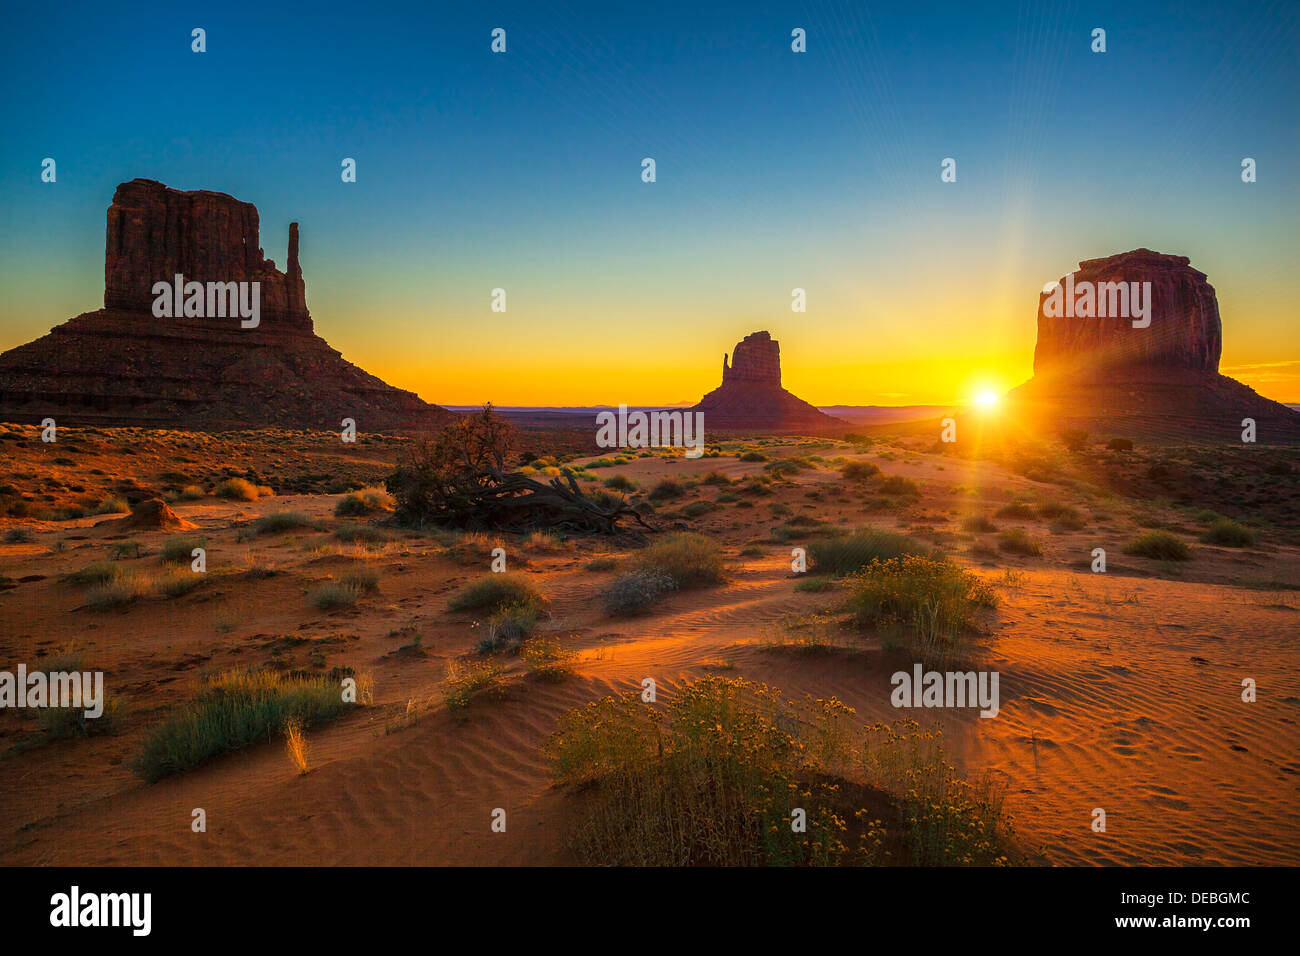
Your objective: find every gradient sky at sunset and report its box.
[2,0,1297,406]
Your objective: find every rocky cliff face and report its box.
[722,331,782,386]
[1033,248,1222,381]
[0,180,451,430]
[105,179,311,328]
[1011,249,1299,443]
[694,331,838,431]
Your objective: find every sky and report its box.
[1,0,1297,406]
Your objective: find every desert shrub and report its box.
[794,577,836,593]
[1200,519,1256,547]
[878,475,922,497]
[633,533,723,588]
[524,530,564,551]
[386,404,515,525]
[157,569,203,598]
[334,486,394,516]
[995,501,1036,520]
[443,658,506,713]
[1038,502,1086,531]
[449,573,545,613]
[549,677,875,866]
[521,636,577,681]
[863,720,1011,865]
[841,461,881,481]
[764,459,802,478]
[4,527,34,544]
[176,485,206,501]
[702,471,732,486]
[308,582,362,610]
[845,556,996,667]
[738,451,767,462]
[253,511,314,535]
[92,496,129,515]
[997,529,1042,556]
[1106,438,1134,452]
[162,536,204,564]
[648,479,685,502]
[480,599,544,651]
[215,478,259,501]
[603,474,638,492]
[584,556,618,572]
[133,669,352,782]
[1059,428,1089,452]
[85,573,147,608]
[333,523,389,545]
[603,569,676,615]
[960,515,997,534]
[308,570,378,610]
[110,540,142,559]
[65,561,123,585]
[1124,530,1192,561]
[807,528,929,576]
[681,501,717,518]
[38,697,121,740]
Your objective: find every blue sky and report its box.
[2,0,1296,404]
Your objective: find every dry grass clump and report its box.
[133,669,352,782]
[253,510,315,535]
[479,599,545,652]
[878,475,922,497]
[845,556,996,668]
[215,478,260,501]
[1199,518,1256,547]
[156,568,203,598]
[284,718,310,775]
[631,532,723,588]
[161,536,204,564]
[995,501,1036,520]
[997,529,1042,556]
[602,568,676,616]
[960,515,997,534]
[334,486,394,516]
[841,461,881,481]
[648,479,685,502]
[1124,530,1192,561]
[524,530,565,551]
[449,572,545,614]
[807,528,930,576]
[308,569,380,610]
[549,676,1015,867]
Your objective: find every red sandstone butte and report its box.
[0,179,453,430]
[1008,249,1300,443]
[691,331,840,431]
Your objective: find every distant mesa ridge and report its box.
[0,179,452,430]
[1009,248,1299,443]
[692,331,840,431]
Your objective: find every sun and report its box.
[974,389,1000,407]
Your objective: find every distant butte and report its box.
[1007,248,1300,443]
[690,331,841,431]
[0,179,453,430]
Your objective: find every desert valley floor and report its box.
[1,425,1297,866]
